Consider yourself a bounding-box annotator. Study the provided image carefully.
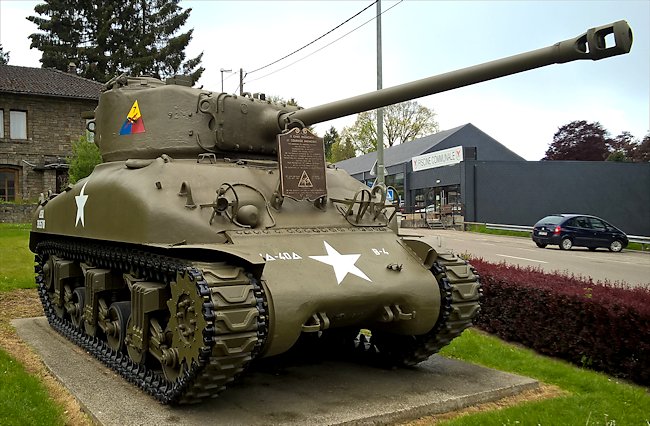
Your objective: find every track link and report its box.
[35,239,268,404]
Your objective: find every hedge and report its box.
[470,259,650,385]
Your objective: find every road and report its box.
[399,228,650,288]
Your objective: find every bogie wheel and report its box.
[535,242,547,248]
[609,240,623,253]
[43,258,65,319]
[560,237,573,250]
[106,301,131,352]
[70,287,86,329]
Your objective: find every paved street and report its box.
[400,228,650,288]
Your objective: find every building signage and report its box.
[411,146,463,171]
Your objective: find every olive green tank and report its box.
[30,21,632,404]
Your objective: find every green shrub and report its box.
[67,135,102,184]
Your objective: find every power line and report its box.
[247,1,378,75]
[246,0,403,85]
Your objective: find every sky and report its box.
[1,0,648,161]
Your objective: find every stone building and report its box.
[0,64,103,201]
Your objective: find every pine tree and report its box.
[28,0,203,83]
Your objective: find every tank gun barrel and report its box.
[281,20,632,128]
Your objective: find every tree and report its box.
[606,131,637,162]
[323,126,339,163]
[631,133,650,162]
[267,95,299,106]
[543,121,610,161]
[67,135,102,184]
[28,0,203,83]
[342,101,438,154]
[330,135,356,162]
[0,43,9,64]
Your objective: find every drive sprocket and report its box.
[164,270,212,380]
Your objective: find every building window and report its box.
[0,109,4,138]
[10,110,27,139]
[0,167,19,201]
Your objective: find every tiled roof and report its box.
[0,65,103,100]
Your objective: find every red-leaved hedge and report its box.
[470,259,650,385]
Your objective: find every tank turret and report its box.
[32,20,632,405]
[94,20,631,162]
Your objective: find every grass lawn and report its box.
[0,223,68,424]
[0,350,64,426]
[0,223,35,292]
[438,330,650,425]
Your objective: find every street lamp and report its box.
[220,68,232,92]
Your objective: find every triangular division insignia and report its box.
[119,100,146,135]
[298,170,313,188]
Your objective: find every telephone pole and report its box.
[376,0,385,185]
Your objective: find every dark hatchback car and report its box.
[532,214,629,252]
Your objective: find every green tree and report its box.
[342,101,438,154]
[330,135,356,162]
[67,135,102,184]
[267,95,299,106]
[0,43,9,64]
[323,126,339,163]
[28,0,203,83]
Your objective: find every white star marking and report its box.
[75,181,89,227]
[309,241,371,285]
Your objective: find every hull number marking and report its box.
[260,252,303,261]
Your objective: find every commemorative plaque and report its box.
[278,127,327,200]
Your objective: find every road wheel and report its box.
[560,237,573,250]
[535,242,547,248]
[69,287,86,329]
[106,301,131,352]
[609,240,623,253]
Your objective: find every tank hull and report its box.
[30,157,480,403]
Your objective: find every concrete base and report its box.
[13,317,538,425]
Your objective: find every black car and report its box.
[532,214,628,252]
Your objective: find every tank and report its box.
[30,21,632,404]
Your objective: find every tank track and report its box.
[354,251,482,366]
[34,239,268,404]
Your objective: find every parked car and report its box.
[532,214,628,252]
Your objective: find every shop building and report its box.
[335,123,650,236]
